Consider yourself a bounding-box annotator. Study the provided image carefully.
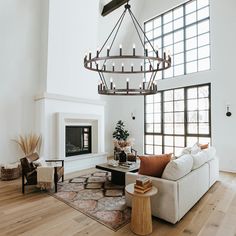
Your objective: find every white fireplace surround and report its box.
[57,112,107,173]
[57,112,106,157]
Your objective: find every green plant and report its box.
[112,120,129,141]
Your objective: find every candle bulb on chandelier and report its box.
[156,46,159,57]
[145,48,148,57]
[131,63,134,72]
[122,63,124,72]
[133,44,136,56]
[89,51,92,60]
[96,48,99,57]
[140,63,143,71]
[110,78,113,90]
[119,44,122,56]
[126,78,129,90]
[163,51,166,60]
[113,84,116,90]
[107,46,110,56]
[154,81,157,90]
[103,63,106,71]
[112,63,115,72]
[139,84,142,91]
[143,78,145,89]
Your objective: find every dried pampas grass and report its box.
[13,134,41,155]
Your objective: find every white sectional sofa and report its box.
[125,147,219,224]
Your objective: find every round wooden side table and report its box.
[125,183,158,235]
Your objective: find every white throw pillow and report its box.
[202,146,216,160]
[162,154,193,181]
[191,151,208,170]
[181,143,201,156]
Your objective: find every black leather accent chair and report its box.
[20,153,64,193]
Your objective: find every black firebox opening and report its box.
[65,126,92,157]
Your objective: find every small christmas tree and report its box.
[113,120,129,141]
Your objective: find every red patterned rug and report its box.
[51,171,131,231]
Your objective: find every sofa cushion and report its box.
[162,154,193,181]
[181,143,201,155]
[191,151,209,170]
[202,146,216,160]
[138,154,171,177]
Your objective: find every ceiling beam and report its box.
[102,0,129,16]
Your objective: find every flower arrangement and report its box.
[112,120,135,154]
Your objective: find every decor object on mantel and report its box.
[84,1,171,95]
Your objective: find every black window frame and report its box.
[144,83,211,156]
[144,0,211,80]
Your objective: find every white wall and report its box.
[46,0,100,100]
[0,0,46,164]
[105,0,236,172]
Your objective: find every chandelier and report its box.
[84,2,171,95]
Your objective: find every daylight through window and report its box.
[144,0,210,80]
[144,84,211,156]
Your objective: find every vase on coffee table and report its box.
[119,150,127,163]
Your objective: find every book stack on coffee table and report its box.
[134,176,152,194]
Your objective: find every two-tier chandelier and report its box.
[84,2,171,95]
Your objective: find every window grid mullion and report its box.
[183,2,187,75]
[161,92,164,154]
[161,15,164,79]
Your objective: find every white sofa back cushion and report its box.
[162,154,193,181]
[191,151,209,170]
[202,146,216,160]
[181,143,201,155]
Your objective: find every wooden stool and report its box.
[125,183,158,235]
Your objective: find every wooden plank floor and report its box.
[0,170,236,236]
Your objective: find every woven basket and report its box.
[1,165,20,180]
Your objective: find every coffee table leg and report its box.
[130,196,152,235]
[111,171,125,185]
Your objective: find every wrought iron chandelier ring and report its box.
[98,88,158,96]
[84,55,171,74]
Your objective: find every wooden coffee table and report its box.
[96,162,139,185]
[125,183,158,235]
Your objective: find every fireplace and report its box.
[65,126,92,157]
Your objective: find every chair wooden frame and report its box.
[21,156,64,194]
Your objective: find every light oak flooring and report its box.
[0,170,236,236]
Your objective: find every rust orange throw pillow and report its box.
[199,143,209,149]
[138,154,172,177]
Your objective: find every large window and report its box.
[144,84,211,156]
[144,0,210,80]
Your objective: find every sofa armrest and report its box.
[125,172,179,224]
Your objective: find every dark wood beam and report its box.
[102,0,129,16]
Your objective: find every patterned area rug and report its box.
[51,171,131,231]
